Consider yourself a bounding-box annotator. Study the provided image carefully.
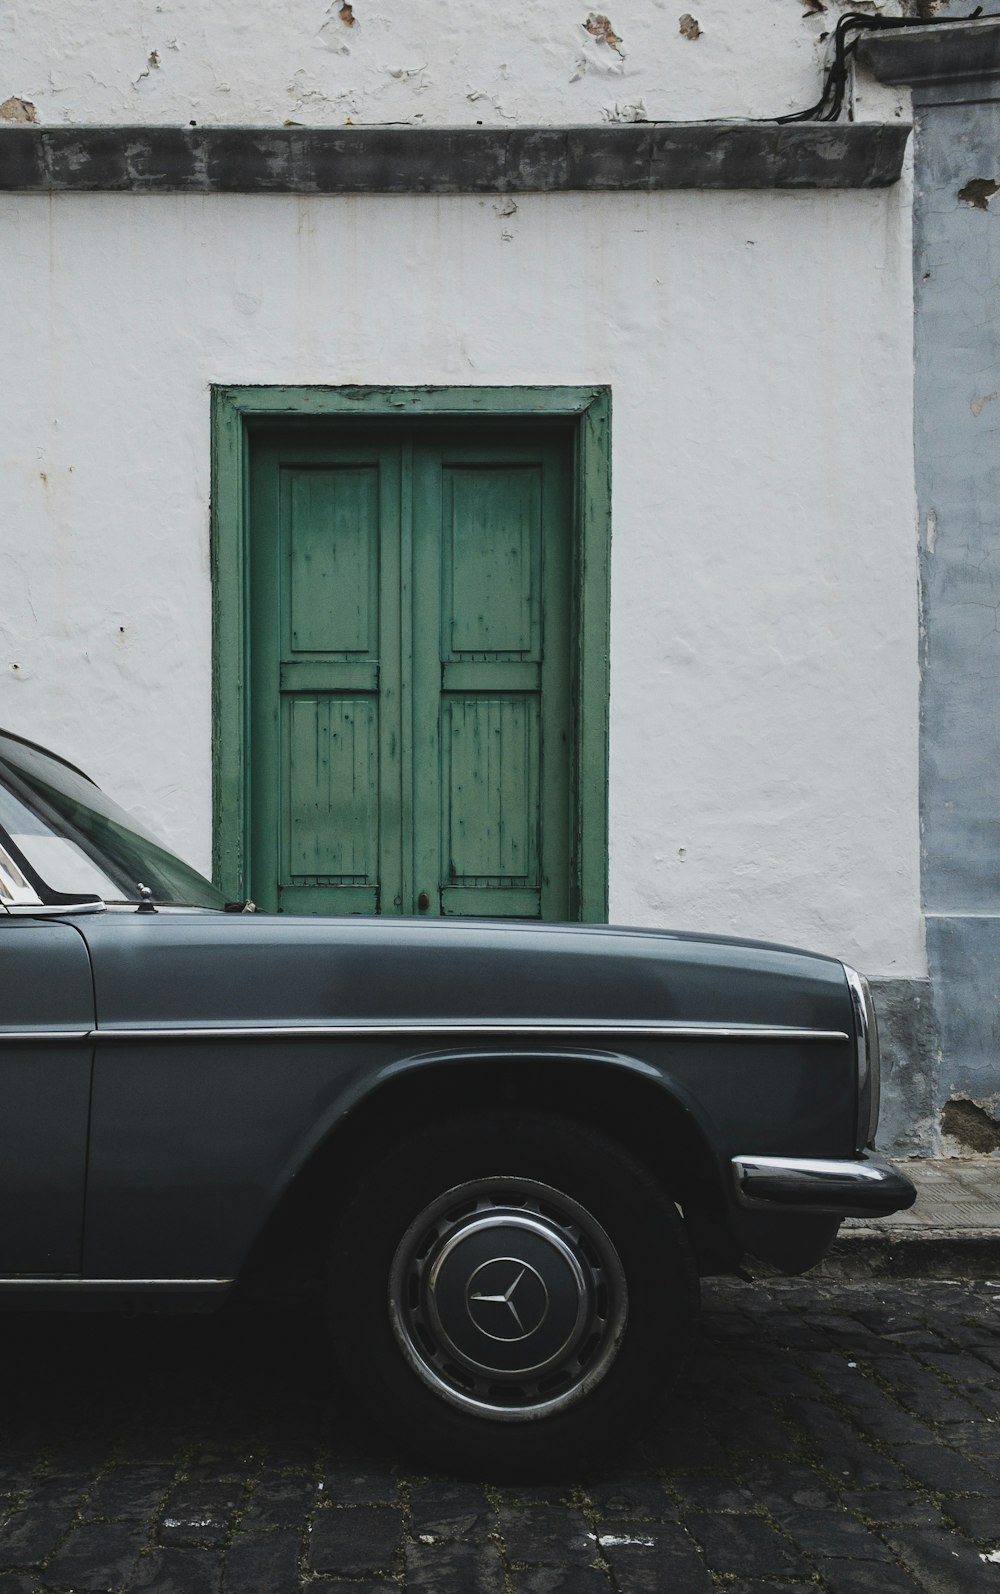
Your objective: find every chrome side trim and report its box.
[0,1031,92,1045]
[0,1277,233,1291]
[732,1154,917,1217]
[91,1022,850,1044]
[0,1020,850,1046]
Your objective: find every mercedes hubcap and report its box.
[387,1177,628,1421]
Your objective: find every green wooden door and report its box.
[248,427,572,918]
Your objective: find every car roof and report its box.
[0,727,97,787]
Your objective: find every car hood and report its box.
[71,912,851,1034]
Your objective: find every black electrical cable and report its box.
[776,6,995,124]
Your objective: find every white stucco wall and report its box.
[1,0,907,128]
[0,179,922,974]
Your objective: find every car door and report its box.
[0,915,94,1273]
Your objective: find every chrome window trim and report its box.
[0,840,41,909]
[3,900,106,917]
[0,1021,850,1045]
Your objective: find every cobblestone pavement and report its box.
[2,1278,1000,1592]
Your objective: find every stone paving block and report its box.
[159,1481,242,1546]
[184,1449,259,1484]
[723,1585,820,1594]
[669,1478,758,1512]
[744,1460,839,1509]
[511,1566,611,1592]
[822,1448,908,1489]
[83,1464,176,1521]
[961,1387,1000,1421]
[818,1370,940,1445]
[875,1359,984,1423]
[308,1506,401,1575]
[28,1476,91,1512]
[311,1583,396,1594]
[131,1547,224,1593]
[409,1482,494,1539]
[942,1498,1000,1540]
[221,1529,301,1593]
[241,1472,318,1528]
[920,1350,1000,1388]
[0,1506,75,1569]
[884,1527,1000,1592]
[405,1539,506,1592]
[318,1467,399,1505]
[0,1462,37,1494]
[941,1421,1000,1466]
[585,1476,678,1518]
[894,1441,998,1496]
[600,1529,713,1594]
[41,1521,146,1590]
[499,1505,594,1564]
[684,1511,811,1577]
[852,1490,945,1526]
[776,1507,894,1561]
[882,1329,952,1353]
[819,1557,923,1592]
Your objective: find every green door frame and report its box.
[211,384,612,922]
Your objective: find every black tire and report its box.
[326,1110,699,1475]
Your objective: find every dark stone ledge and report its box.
[0,122,909,194]
[859,20,1000,88]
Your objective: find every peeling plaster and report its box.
[0,95,37,122]
[603,99,647,122]
[970,392,996,418]
[940,1096,1000,1154]
[679,14,702,40]
[583,13,624,54]
[958,176,1000,210]
[0,0,908,124]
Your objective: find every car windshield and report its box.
[0,734,225,910]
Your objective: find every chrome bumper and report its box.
[731,1154,917,1218]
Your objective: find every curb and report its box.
[815,1227,1000,1281]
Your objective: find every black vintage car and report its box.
[0,728,914,1469]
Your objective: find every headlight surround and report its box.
[844,965,881,1151]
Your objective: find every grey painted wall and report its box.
[865,22,1000,1157]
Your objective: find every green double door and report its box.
[248,427,573,918]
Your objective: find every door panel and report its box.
[251,441,402,915]
[249,427,572,919]
[414,442,571,919]
[0,918,93,1273]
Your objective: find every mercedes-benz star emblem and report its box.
[466,1257,549,1342]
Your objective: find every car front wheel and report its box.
[327,1110,698,1473]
